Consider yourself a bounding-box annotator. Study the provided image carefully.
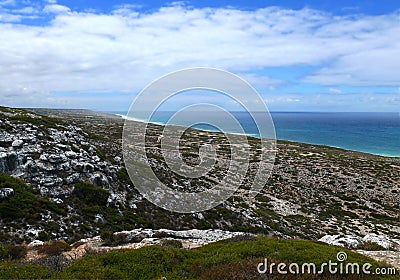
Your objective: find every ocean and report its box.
[111,111,400,157]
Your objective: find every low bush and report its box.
[100,231,113,244]
[0,244,8,261]
[356,241,386,251]
[222,234,257,243]
[37,241,71,256]
[7,245,27,260]
[37,231,51,242]
[160,239,183,249]
[72,182,109,206]
[116,168,131,185]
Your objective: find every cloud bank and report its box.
[0,2,399,110]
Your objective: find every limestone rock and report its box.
[28,240,44,247]
[0,187,14,201]
[318,234,361,248]
[11,139,23,148]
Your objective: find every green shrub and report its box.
[100,231,113,244]
[222,234,257,243]
[100,232,132,246]
[72,182,109,206]
[37,240,71,256]
[356,241,386,251]
[116,168,131,185]
[37,231,51,242]
[160,239,183,249]
[7,245,27,260]
[0,244,8,261]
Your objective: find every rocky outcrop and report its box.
[318,234,400,250]
[318,233,400,269]
[0,112,123,200]
[27,228,249,263]
[318,234,361,248]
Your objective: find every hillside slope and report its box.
[0,106,399,245]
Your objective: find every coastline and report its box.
[113,112,400,159]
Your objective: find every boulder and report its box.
[83,163,94,173]
[90,173,109,187]
[12,139,24,148]
[28,240,44,247]
[65,173,81,185]
[65,151,77,159]
[39,154,48,161]
[48,154,68,164]
[0,188,14,201]
[318,234,361,249]
[71,161,84,172]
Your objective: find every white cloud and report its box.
[0,11,20,21]
[0,0,15,7]
[0,5,399,109]
[112,4,142,16]
[12,6,39,14]
[329,88,343,94]
[43,4,70,14]
[236,73,285,91]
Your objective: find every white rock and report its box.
[0,188,14,201]
[39,154,48,161]
[50,197,64,204]
[94,214,105,223]
[83,163,94,173]
[88,147,96,155]
[56,143,69,150]
[318,234,361,249]
[92,156,100,162]
[65,151,77,158]
[196,213,204,220]
[29,240,44,247]
[363,234,396,249]
[12,139,23,147]
[48,154,67,163]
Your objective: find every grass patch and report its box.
[1,236,396,279]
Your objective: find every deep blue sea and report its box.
[112,111,400,157]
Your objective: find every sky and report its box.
[0,0,399,112]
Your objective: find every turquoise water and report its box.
[113,111,400,157]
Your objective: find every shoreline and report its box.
[114,112,400,159]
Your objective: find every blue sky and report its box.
[0,0,399,112]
